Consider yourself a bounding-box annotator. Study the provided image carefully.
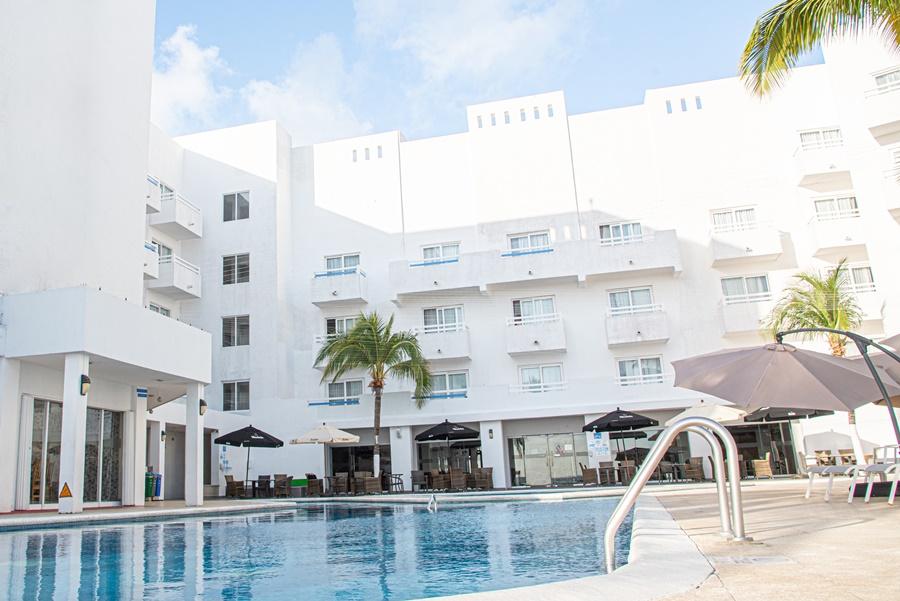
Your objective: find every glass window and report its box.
[533,106,540,119]
[695,96,702,110]
[512,297,556,323]
[680,98,687,112]
[352,149,357,162]
[721,275,770,303]
[490,113,496,126]
[608,287,654,314]
[154,241,172,257]
[477,116,483,129]
[874,68,900,90]
[711,207,757,232]
[519,364,563,392]
[422,243,459,261]
[599,222,643,245]
[618,357,663,385]
[325,253,360,272]
[423,306,464,332]
[224,192,250,221]
[504,111,510,124]
[364,148,370,160]
[377,145,383,159]
[508,231,550,251]
[326,316,358,336]
[547,104,554,118]
[814,195,858,220]
[665,100,672,114]
[520,108,526,122]
[799,128,843,150]
[148,303,170,317]
[328,380,363,400]
[222,315,250,347]
[433,371,468,394]
[223,381,250,411]
[223,253,250,285]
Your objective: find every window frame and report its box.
[323,253,361,274]
[222,253,250,285]
[507,230,551,252]
[423,305,465,333]
[720,274,771,304]
[222,315,250,347]
[813,194,859,221]
[327,379,364,402]
[598,221,643,245]
[798,127,843,151]
[223,191,250,222]
[421,242,460,263]
[607,286,656,315]
[710,206,758,233]
[431,370,469,396]
[325,315,359,337]
[511,296,557,324]
[616,355,664,386]
[148,302,170,317]
[223,380,250,412]
[517,363,565,393]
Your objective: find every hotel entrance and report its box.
[727,422,798,476]
[508,432,589,487]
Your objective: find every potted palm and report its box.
[315,312,431,474]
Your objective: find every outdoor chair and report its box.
[474,467,493,490]
[225,474,246,498]
[580,463,599,486]
[847,460,900,505]
[430,469,450,490]
[410,470,428,491]
[618,460,636,486]
[332,472,350,495]
[273,474,291,498]
[597,461,616,485]
[306,473,323,497]
[683,457,705,482]
[752,453,774,479]
[814,450,836,466]
[657,460,676,482]
[449,467,468,490]
[389,473,404,492]
[838,448,856,465]
[352,471,373,494]
[256,475,272,497]
[805,464,859,502]
[363,473,382,494]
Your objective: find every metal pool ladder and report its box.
[604,416,750,573]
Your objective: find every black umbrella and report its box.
[415,420,479,471]
[215,425,284,483]
[583,408,658,466]
[743,407,835,422]
[609,431,649,440]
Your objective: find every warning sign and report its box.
[59,482,72,498]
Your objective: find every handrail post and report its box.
[686,425,732,538]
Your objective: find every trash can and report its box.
[145,473,155,501]
[153,473,163,499]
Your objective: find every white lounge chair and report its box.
[805,464,860,503]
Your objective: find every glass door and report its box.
[547,434,577,486]
[83,408,124,504]
[29,399,63,508]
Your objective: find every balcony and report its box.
[389,230,682,298]
[865,82,900,144]
[310,267,368,306]
[505,314,567,355]
[148,191,202,239]
[605,305,669,346]
[145,255,202,299]
[616,373,672,388]
[793,143,851,191]
[146,175,161,213]
[884,168,900,221]
[710,222,783,266]
[414,324,471,361]
[719,295,773,336]
[142,242,159,279]
[852,285,885,321]
[508,381,567,393]
[807,211,866,256]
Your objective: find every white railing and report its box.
[796,139,844,153]
[812,208,861,222]
[505,313,561,326]
[314,265,367,278]
[159,190,202,227]
[616,373,669,387]
[509,381,567,393]
[848,282,877,294]
[607,303,663,317]
[722,291,772,305]
[866,79,900,97]
[158,255,200,274]
[415,322,467,335]
[598,233,649,247]
[711,221,761,234]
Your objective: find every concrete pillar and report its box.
[480,420,508,488]
[123,387,148,506]
[389,426,414,491]
[184,383,204,506]
[147,420,166,500]
[0,358,21,513]
[58,353,89,514]
[687,431,714,479]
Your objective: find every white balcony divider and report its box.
[616,373,671,387]
[509,381,567,393]
[722,291,772,305]
[505,313,561,326]
[607,304,663,317]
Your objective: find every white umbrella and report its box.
[290,424,360,483]
[665,402,746,427]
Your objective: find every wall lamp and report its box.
[80,375,91,396]
[488,428,494,440]
[199,399,208,416]
[160,430,167,442]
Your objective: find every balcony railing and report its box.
[796,139,844,152]
[150,190,202,238]
[414,390,468,400]
[159,255,198,274]
[866,80,900,97]
[848,282,877,294]
[416,322,467,335]
[812,208,860,222]
[607,304,662,317]
[509,381,567,393]
[616,373,670,387]
[711,221,760,235]
[598,233,648,247]
[409,256,460,267]
[314,266,367,278]
[505,313,561,326]
[308,397,361,407]
[723,292,772,305]
[500,246,554,257]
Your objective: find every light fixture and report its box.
[395,429,402,439]
[160,430,166,442]
[488,428,494,439]
[533,339,540,345]
[80,374,91,396]
[199,399,208,416]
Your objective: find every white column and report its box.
[480,420,508,488]
[184,383,204,507]
[0,358,21,513]
[687,431,714,479]
[58,352,89,514]
[389,426,414,491]
[123,387,148,506]
[147,420,166,500]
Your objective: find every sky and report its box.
[151,1,823,145]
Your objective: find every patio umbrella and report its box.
[215,425,284,483]
[415,420,479,469]
[673,343,900,459]
[583,408,658,465]
[290,423,360,479]
[609,431,648,464]
[743,407,834,422]
[882,333,900,351]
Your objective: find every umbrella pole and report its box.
[246,446,251,484]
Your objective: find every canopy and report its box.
[290,423,360,445]
[215,425,283,448]
[743,407,834,422]
[582,408,658,432]
[664,403,746,427]
[415,420,479,442]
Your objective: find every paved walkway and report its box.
[655,478,900,601]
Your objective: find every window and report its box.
[508,230,551,252]
[432,371,468,396]
[721,275,770,304]
[832,264,876,293]
[148,303,170,317]
[814,195,858,221]
[364,148,370,160]
[377,145,383,159]
[874,67,900,91]
[328,380,363,402]
[799,128,843,150]
[504,110,510,124]
[680,98,687,112]
[224,192,250,221]
[422,242,459,262]
[477,116,483,129]
[711,207,757,233]
[222,253,250,285]
[222,315,250,347]
[599,222,643,245]
[695,96,702,110]
[665,100,672,114]
[608,287,654,315]
[423,305,464,333]
[512,296,556,324]
[547,104,554,118]
[153,240,172,258]
[520,108,526,122]
[352,149,357,162]
[519,364,564,392]
[617,356,663,386]
[533,106,540,119]
[326,316,358,336]
[490,113,496,126]
[223,381,250,411]
[325,253,360,273]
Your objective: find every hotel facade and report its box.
[3,2,900,511]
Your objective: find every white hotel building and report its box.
[3,3,900,511]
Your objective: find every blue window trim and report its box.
[147,175,159,186]
[409,257,460,268]
[500,247,554,258]
[308,398,361,407]
[413,391,468,400]
[313,267,366,278]
[144,241,157,252]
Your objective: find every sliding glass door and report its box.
[29,399,63,507]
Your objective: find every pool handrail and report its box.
[685,425,732,538]
[604,416,748,573]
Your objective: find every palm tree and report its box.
[315,312,431,474]
[740,1,900,96]
[766,258,866,458]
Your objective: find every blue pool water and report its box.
[0,498,631,600]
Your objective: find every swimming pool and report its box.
[0,498,631,600]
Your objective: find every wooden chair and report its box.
[363,473,383,494]
[657,461,676,482]
[430,469,450,490]
[838,448,856,465]
[256,474,272,498]
[389,473,404,492]
[305,473,323,497]
[449,467,468,490]
[618,460,636,485]
[225,474,246,498]
[332,472,350,495]
[474,467,493,490]
[410,470,428,491]
[580,463,599,486]
[752,453,774,479]
[815,450,835,466]
[683,457,705,481]
[273,474,291,498]
[597,461,616,485]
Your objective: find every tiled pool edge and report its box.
[429,495,713,601]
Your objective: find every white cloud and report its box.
[150,25,231,134]
[241,34,372,145]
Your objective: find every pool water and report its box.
[0,498,631,600]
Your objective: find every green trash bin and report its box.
[145,473,155,500]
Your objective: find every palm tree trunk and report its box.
[829,336,867,464]
[372,386,382,475]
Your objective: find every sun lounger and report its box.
[805,464,860,502]
[846,463,899,505]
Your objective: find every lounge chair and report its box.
[597,461,615,485]
[805,464,859,502]
[474,467,493,490]
[411,470,428,491]
[430,469,450,490]
[449,467,468,490]
[846,452,899,505]
[580,463,599,486]
[273,474,292,498]
[363,473,382,494]
[306,473,323,497]
[683,457,705,482]
[752,453,774,479]
[332,472,350,495]
[658,460,676,482]
[256,474,272,498]
[352,471,372,494]
[225,474,246,498]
